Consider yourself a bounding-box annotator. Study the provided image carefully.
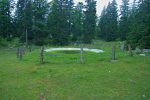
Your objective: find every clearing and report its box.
[0,41,150,100]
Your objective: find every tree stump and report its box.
[112,46,116,60]
[128,44,133,56]
[80,47,84,64]
[40,47,44,64]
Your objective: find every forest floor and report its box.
[0,41,150,100]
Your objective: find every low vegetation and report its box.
[0,41,150,100]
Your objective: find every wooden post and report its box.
[16,48,19,58]
[26,29,28,47]
[29,46,31,52]
[80,46,84,64]
[40,47,44,64]
[128,44,133,56]
[112,46,116,60]
[39,93,46,100]
[120,43,125,52]
[22,48,25,55]
[19,48,22,60]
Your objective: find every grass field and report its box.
[0,41,150,100]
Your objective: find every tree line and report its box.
[0,0,149,48]
[98,0,150,49]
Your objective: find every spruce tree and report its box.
[0,0,13,39]
[98,0,118,41]
[15,0,33,42]
[71,2,84,42]
[127,0,150,49]
[119,0,129,41]
[47,0,74,45]
[98,6,107,40]
[32,0,49,45]
[83,0,96,43]
[110,0,118,40]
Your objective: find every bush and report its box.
[0,37,22,48]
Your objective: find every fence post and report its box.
[22,47,25,55]
[80,46,84,64]
[120,43,125,52]
[112,46,116,60]
[16,48,19,58]
[128,44,133,56]
[39,93,46,100]
[19,48,22,60]
[29,46,31,52]
[40,47,44,64]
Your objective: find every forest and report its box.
[0,0,150,48]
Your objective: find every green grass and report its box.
[0,41,150,100]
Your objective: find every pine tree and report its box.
[83,0,96,43]
[32,0,49,45]
[138,0,150,48]
[98,0,118,41]
[98,6,107,40]
[119,0,129,41]
[127,0,139,48]
[15,0,33,42]
[71,2,84,42]
[110,0,118,40]
[0,0,13,39]
[47,0,74,45]
[127,0,150,49]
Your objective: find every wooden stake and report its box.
[29,46,31,52]
[19,48,22,60]
[80,46,84,64]
[112,46,116,60]
[40,47,44,64]
[39,93,46,100]
[22,48,25,55]
[26,29,28,47]
[16,48,19,58]
[128,44,133,56]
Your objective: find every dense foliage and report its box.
[98,0,118,41]
[98,0,150,48]
[0,0,149,48]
